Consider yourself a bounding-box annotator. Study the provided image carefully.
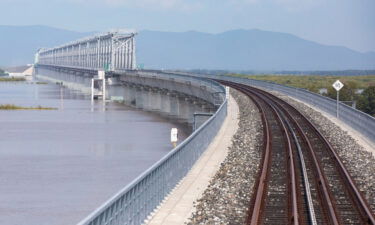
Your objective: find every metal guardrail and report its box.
[195,73,375,142]
[123,70,226,106]
[135,70,225,96]
[77,78,227,225]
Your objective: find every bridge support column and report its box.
[142,87,152,111]
[150,89,162,111]
[169,92,179,118]
[135,86,144,109]
[178,95,190,123]
[124,84,136,106]
[160,91,171,115]
[186,97,196,124]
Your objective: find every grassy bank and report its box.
[0,104,57,110]
[0,77,26,82]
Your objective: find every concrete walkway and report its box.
[146,94,240,225]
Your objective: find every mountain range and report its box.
[0,25,374,70]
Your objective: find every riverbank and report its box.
[0,104,56,110]
[0,77,25,82]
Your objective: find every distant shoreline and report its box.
[0,77,26,82]
[0,104,57,110]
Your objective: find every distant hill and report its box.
[137,29,375,70]
[0,25,92,66]
[1,25,374,70]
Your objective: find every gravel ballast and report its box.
[188,86,375,224]
[273,91,375,212]
[187,89,263,224]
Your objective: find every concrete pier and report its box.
[35,66,216,132]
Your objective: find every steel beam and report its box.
[36,30,137,71]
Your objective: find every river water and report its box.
[0,80,187,225]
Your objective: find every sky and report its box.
[0,0,374,52]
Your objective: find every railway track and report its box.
[218,80,375,225]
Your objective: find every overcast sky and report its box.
[1,0,374,52]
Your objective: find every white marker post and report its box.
[332,80,344,118]
[225,86,230,100]
[98,70,106,101]
[171,128,178,148]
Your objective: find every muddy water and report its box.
[0,81,187,225]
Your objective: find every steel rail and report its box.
[281,111,318,225]
[246,84,375,225]
[243,83,320,225]
[245,87,299,225]
[220,80,374,225]
[262,96,299,224]
[222,82,299,225]
[254,87,339,225]
[238,85,271,225]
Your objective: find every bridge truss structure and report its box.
[36,30,137,71]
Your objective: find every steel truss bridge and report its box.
[36,30,137,71]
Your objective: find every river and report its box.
[0,80,187,225]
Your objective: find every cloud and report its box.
[228,0,323,11]
[0,0,202,11]
[95,0,202,11]
[0,0,323,12]
[272,0,323,11]
[228,0,259,7]
[230,0,259,4]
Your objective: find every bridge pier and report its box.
[135,86,144,109]
[177,95,190,124]
[150,89,162,111]
[124,84,136,105]
[186,97,197,124]
[107,85,124,102]
[35,65,217,130]
[142,88,152,111]
[169,92,180,118]
[160,91,171,116]
[84,73,92,87]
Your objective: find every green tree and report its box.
[357,86,375,116]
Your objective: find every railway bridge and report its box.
[34,30,375,225]
[36,30,137,71]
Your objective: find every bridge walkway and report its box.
[146,93,239,225]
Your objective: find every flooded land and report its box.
[0,81,187,225]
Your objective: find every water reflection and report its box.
[0,80,187,225]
